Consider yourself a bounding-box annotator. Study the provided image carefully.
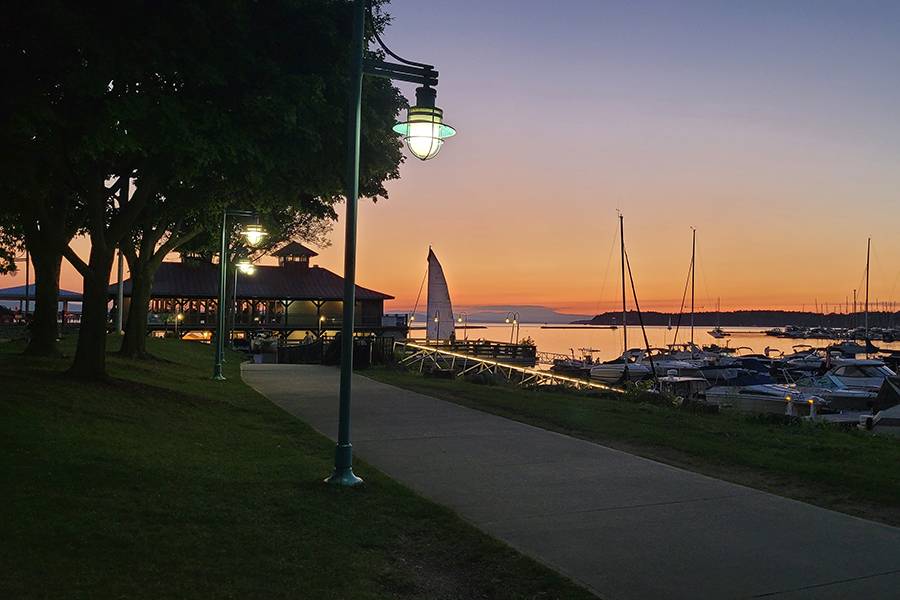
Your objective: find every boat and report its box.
[858,376,900,436]
[794,373,878,412]
[589,214,652,384]
[826,360,897,392]
[708,326,730,339]
[590,349,653,383]
[708,298,730,338]
[704,371,826,416]
[551,348,597,378]
[425,247,455,342]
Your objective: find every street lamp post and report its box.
[505,312,520,344]
[213,210,266,381]
[327,0,454,487]
[457,312,468,341]
[230,259,256,348]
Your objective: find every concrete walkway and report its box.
[242,364,900,599]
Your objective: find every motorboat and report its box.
[794,373,878,412]
[657,371,709,405]
[826,360,896,392]
[708,326,730,339]
[590,349,653,383]
[704,371,826,416]
[551,348,597,378]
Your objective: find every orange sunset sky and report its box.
[5,1,900,315]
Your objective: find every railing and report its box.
[394,341,624,393]
[412,339,537,365]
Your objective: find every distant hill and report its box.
[574,310,900,328]
[401,305,594,324]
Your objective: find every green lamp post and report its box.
[213,211,266,381]
[327,0,455,487]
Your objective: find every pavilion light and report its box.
[241,223,267,247]
[392,86,455,161]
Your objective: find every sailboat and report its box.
[590,214,652,384]
[708,298,730,339]
[425,247,455,342]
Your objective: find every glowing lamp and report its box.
[457,317,462,323]
[236,259,256,275]
[176,313,184,321]
[241,223,267,247]
[392,86,455,161]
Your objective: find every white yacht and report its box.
[827,361,896,392]
[704,371,826,416]
[590,349,652,383]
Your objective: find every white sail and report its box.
[425,247,455,340]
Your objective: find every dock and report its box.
[394,341,623,393]
[540,325,618,329]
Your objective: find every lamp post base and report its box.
[325,443,363,487]
[325,467,364,487]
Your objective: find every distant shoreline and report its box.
[572,310,900,328]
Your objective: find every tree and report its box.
[3,1,405,378]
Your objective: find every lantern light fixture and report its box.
[241,223,267,247]
[393,86,456,161]
[236,259,256,275]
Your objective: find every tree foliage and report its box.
[3,1,407,375]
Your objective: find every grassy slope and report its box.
[1,338,593,600]
[367,368,900,526]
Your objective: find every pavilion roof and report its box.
[0,284,83,301]
[108,261,392,301]
[272,241,319,258]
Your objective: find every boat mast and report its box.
[690,228,696,347]
[620,212,627,353]
[865,237,870,339]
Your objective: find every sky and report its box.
[6,0,900,315]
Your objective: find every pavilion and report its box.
[0,284,83,324]
[110,242,397,338]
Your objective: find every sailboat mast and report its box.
[865,237,870,338]
[690,228,696,346]
[620,213,627,352]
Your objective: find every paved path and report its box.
[242,364,900,599]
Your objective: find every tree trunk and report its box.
[119,264,154,358]
[22,214,71,357]
[68,247,115,380]
[24,248,63,356]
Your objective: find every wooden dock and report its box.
[394,341,623,393]
[540,325,618,330]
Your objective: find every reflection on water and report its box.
[411,324,900,361]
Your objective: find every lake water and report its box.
[411,324,900,361]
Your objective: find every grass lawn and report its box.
[1,337,594,600]
[367,367,900,526]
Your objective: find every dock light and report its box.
[176,313,184,321]
[433,316,439,323]
[457,317,462,323]
[392,86,456,161]
[236,259,256,275]
[320,315,326,322]
[240,223,267,247]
